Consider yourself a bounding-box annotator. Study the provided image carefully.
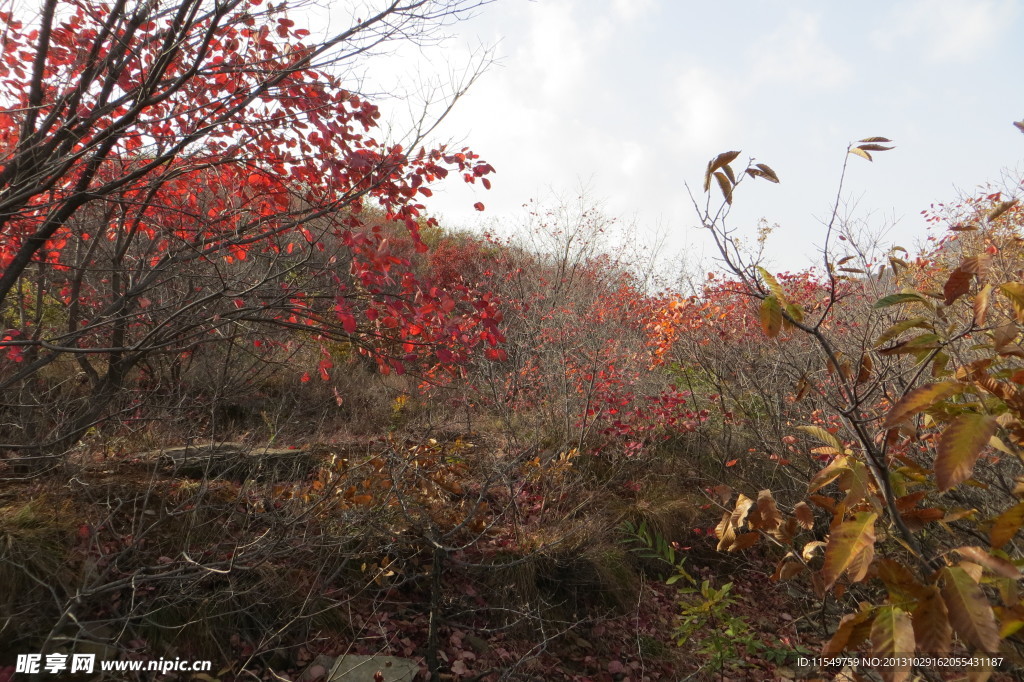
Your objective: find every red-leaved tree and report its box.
[0,0,501,456]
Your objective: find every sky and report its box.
[319,0,1024,276]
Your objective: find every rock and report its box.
[326,655,420,681]
[301,655,337,681]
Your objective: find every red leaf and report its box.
[473,202,485,211]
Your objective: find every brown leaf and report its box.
[876,558,927,601]
[871,606,915,682]
[990,501,1024,549]
[714,170,733,204]
[794,501,814,530]
[941,566,1000,653]
[935,413,997,491]
[912,585,952,655]
[754,162,779,183]
[987,200,1018,222]
[943,267,972,306]
[821,512,877,591]
[954,546,1024,579]
[729,532,760,552]
[823,606,874,654]
[755,489,782,531]
[883,382,963,429]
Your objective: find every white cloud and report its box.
[611,0,656,23]
[518,1,589,99]
[749,12,852,89]
[668,67,738,154]
[872,0,1020,62]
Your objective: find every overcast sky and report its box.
[326,0,1024,275]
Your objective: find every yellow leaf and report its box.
[802,540,827,562]
[975,283,993,327]
[849,146,873,161]
[808,455,850,493]
[935,414,997,492]
[871,606,915,682]
[798,425,845,452]
[1000,282,1024,322]
[730,493,754,529]
[940,566,1000,653]
[715,511,735,551]
[822,512,877,591]
[883,382,963,429]
[756,267,788,303]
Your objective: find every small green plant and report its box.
[675,580,753,674]
[619,519,694,586]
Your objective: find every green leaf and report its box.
[821,512,877,591]
[882,381,963,429]
[756,267,788,303]
[759,295,782,338]
[873,292,928,309]
[874,318,932,347]
[935,413,997,491]
[940,566,1000,653]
